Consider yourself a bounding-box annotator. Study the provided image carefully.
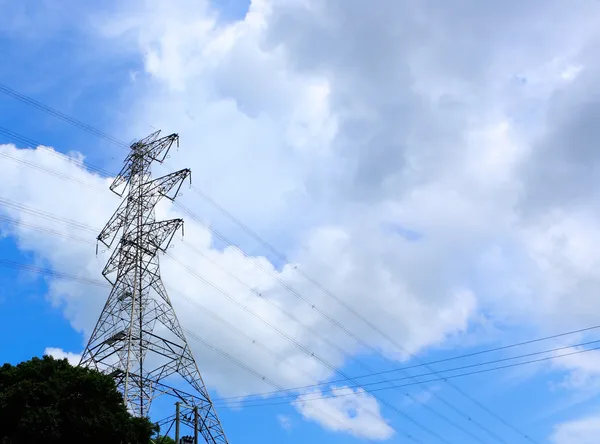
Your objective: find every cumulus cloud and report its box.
[551,414,600,444]
[552,347,600,392]
[4,0,600,439]
[44,347,82,366]
[294,387,394,441]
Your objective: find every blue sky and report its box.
[2,1,600,443]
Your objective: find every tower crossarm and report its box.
[97,169,190,252]
[101,219,183,282]
[147,168,191,204]
[109,131,180,197]
[143,219,184,252]
[145,132,179,162]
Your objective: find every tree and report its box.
[153,436,176,444]
[0,355,157,444]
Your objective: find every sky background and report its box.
[2,0,600,443]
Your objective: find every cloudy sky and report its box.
[2,0,600,442]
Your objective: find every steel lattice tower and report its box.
[79,131,228,443]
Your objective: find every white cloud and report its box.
[294,387,395,441]
[552,347,600,391]
[552,414,600,444]
[277,414,292,431]
[4,0,600,438]
[44,347,82,366]
[561,64,584,82]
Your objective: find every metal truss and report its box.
[79,131,228,444]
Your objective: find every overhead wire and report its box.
[0,83,129,148]
[166,252,454,444]
[0,134,527,442]
[0,206,417,444]
[0,126,118,178]
[0,196,100,234]
[0,258,107,288]
[188,185,542,443]
[211,325,600,401]
[0,192,568,444]
[213,337,600,405]
[174,200,511,443]
[0,208,536,440]
[0,151,97,188]
[0,86,543,442]
[0,96,486,440]
[6,210,599,403]
[213,342,600,408]
[179,325,385,444]
[0,214,92,245]
[0,191,432,440]
[174,238,499,442]
[0,132,480,442]
[0,226,399,444]
[0,250,600,412]
[2,245,600,412]
[4,213,600,444]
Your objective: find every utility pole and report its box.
[176,402,181,444]
[194,406,199,444]
[79,131,228,443]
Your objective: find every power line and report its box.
[3,251,599,413]
[0,214,93,245]
[194,178,562,444]
[0,149,513,444]
[0,127,117,179]
[0,137,525,442]
[0,151,98,188]
[187,186,542,443]
[1,130,500,442]
[5,252,600,444]
[7,212,598,408]
[0,258,106,288]
[0,257,399,444]
[0,83,129,148]
[180,326,403,444]
[0,89,500,440]
[0,206,416,443]
[0,145,483,442]
[173,201,509,443]
[0,203,336,392]
[211,325,600,401]
[166,252,455,444]
[0,196,100,233]
[0,88,537,441]
[214,343,600,408]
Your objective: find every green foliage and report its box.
[153,436,177,444]
[0,355,157,444]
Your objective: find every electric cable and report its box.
[0,144,480,442]
[0,92,542,442]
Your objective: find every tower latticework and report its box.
[80,131,228,443]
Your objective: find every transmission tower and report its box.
[79,131,228,444]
